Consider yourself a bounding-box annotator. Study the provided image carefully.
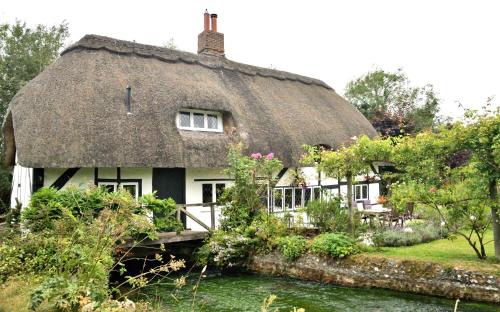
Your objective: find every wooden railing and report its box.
[176,202,217,233]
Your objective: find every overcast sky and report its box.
[1,0,499,118]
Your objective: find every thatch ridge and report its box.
[62,35,332,90]
[3,34,377,168]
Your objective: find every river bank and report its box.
[249,251,499,304]
[133,272,498,311]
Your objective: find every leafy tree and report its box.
[345,69,440,136]
[461,105,499,259]
[390,165,493,259]
[0,21,69,213]
[303,136,392,234]
[389,112,499,260]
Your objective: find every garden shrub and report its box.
[310,233,358,258]
[305,198,349,233]
[21,186,180,235]
[277,235,308,261]
[218,186,255,231]
[372,222,447,247]
[0,185,195,311]
[21,187,65,232]
[0,204,176,310]
[197,230,256,267]
[250,213,288,252]
[218,144,283,231]
[198,212,290,267]
[140,194,183,232]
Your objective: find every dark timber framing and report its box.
[50,168,81,190]
[93,168,143,197]
[275,167,288,182]
[193,178,234,182]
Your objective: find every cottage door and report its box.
[152,168,186,226]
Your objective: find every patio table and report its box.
[361,207,390,226]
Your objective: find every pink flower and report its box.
[251,153,262,159]
[266,153,274,160]
[429,186,437,193]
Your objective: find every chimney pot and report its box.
[210,14,218,32]
[204,10,210,32]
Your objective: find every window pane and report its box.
[215,183,225,201]
[284,188,293,210]
[294,188,302,208]
[122,184,137,199]
[193,113,205,128]
[202,184,213,203]
[313,187,321,201]
[355,185,360,200]
[273,189,283,211]
[207,114,218,129]
[362,185,368,200]
[304,188,312,206]
[179,112,191,127]
[101,184,115,193]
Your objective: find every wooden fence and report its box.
[176,202,217,233]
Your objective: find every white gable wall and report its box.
[10,159,33,208]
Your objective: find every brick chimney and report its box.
[198,10,225,57]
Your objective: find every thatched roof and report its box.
[3,34,377,168]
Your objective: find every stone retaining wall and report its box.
[249,252,499,303]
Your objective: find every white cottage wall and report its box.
[43,168,154,196]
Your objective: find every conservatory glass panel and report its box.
[304,188,312,206]
[273,188,283,211]
[284,188,293,210]
[294,188,303,208]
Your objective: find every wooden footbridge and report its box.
[122,203,217,257]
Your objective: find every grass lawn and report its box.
[367,229,500,275]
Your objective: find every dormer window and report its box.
[177,109,223,132]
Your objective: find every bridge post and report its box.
[210,203,216,230]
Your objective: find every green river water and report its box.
[136,273,499,312]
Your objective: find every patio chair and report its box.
[384,206,404,227]
[401,202,415,226]
[361,200,373,210]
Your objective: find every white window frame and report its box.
[121,182,139,200]
[201,182,226,203]
[312,186,321,201]
[98,182,118,192]
[293,187,303,209]
[354,184,369,201]
[177,109,223,132]
[98,182,139,200]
